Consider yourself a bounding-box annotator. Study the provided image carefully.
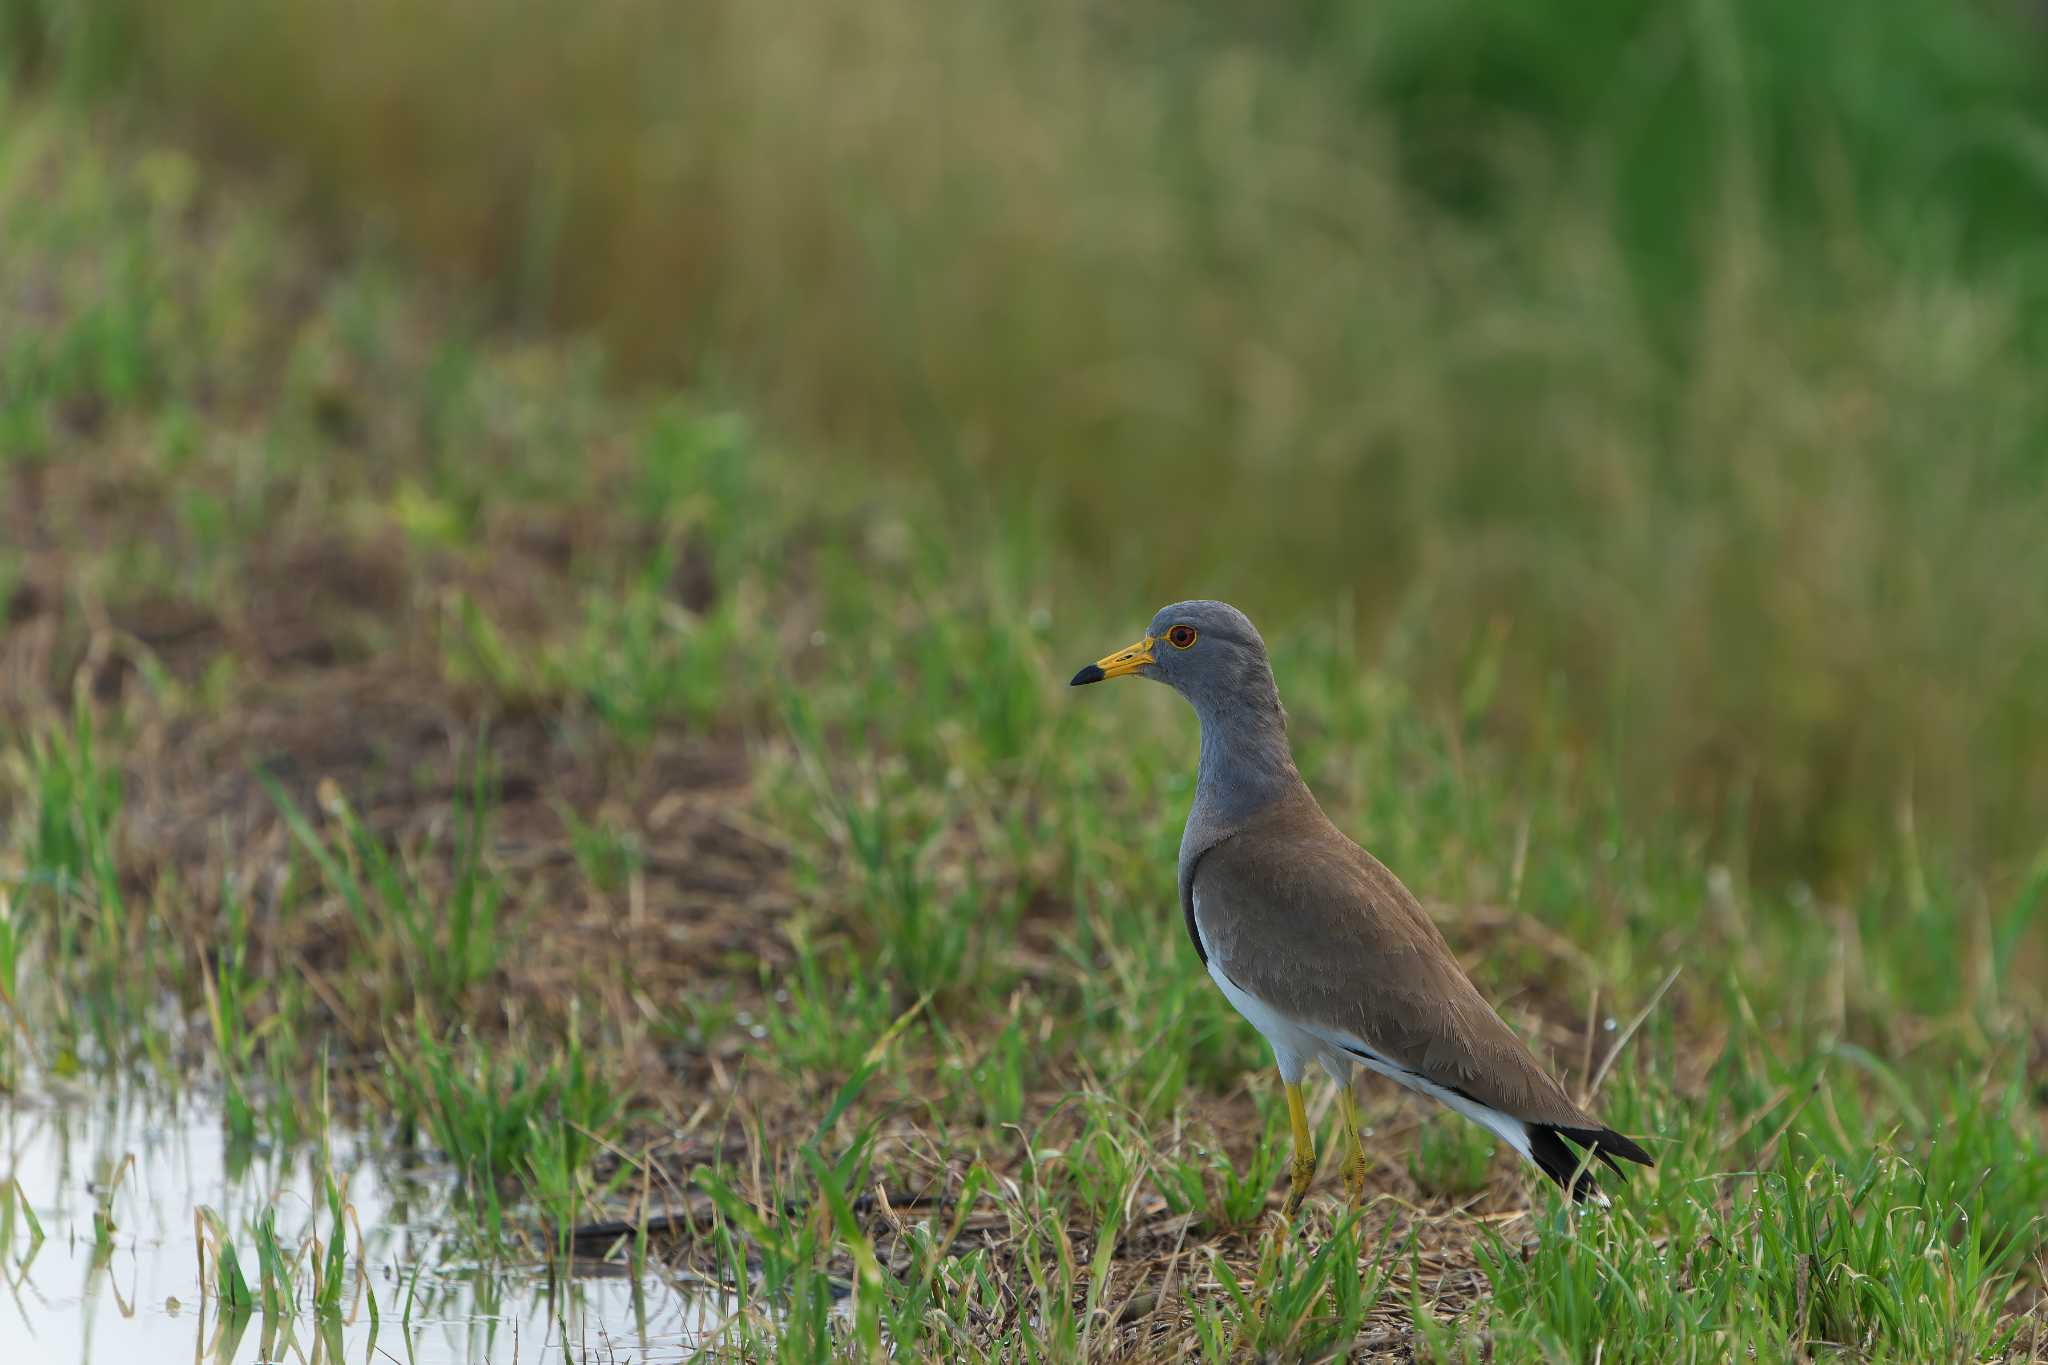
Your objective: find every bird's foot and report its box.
[1280,1152,1317,1218]
[1342,1149,1371,1205]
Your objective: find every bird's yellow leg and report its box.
[1281,1082,1317,1216]
[1339,1084,1371,1203]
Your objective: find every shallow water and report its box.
[0,1083,726,1364]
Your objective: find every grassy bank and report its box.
[7,0,2048,879]
[4,93,2047,1359]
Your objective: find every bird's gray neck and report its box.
[1172,669,1310,946]
[1182,680,1303,853]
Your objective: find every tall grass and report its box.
[8,0,2048,878]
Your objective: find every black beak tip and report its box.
[1069,664,1106,687]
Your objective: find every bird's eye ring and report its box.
[1166,625,1198,649]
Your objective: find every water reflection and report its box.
[0,1084,727,1363]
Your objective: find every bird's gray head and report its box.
[1069,599,1282,720]
[1071,600,1301,821]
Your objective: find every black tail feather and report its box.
[1525,1124,1654,1203]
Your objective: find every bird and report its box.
[1071,600,1652,1212]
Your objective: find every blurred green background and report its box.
[7,0,2047,884]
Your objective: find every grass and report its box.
[194,1165,375,1343]
[384,1014,632,1241]
[0,63,2044,1365]
[10,0,2048,879]
[1201,1212,1391,1360]
[264,753,505,1014]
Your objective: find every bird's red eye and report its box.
[1167,625,1197,649]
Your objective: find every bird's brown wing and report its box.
[1190,789,1592,1129]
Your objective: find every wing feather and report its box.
[1191,791,1593,1130]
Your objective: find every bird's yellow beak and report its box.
[1070,635,1154,686]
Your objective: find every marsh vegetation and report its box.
[3,3,2047,1358]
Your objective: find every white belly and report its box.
[1205,955,1339,1084]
